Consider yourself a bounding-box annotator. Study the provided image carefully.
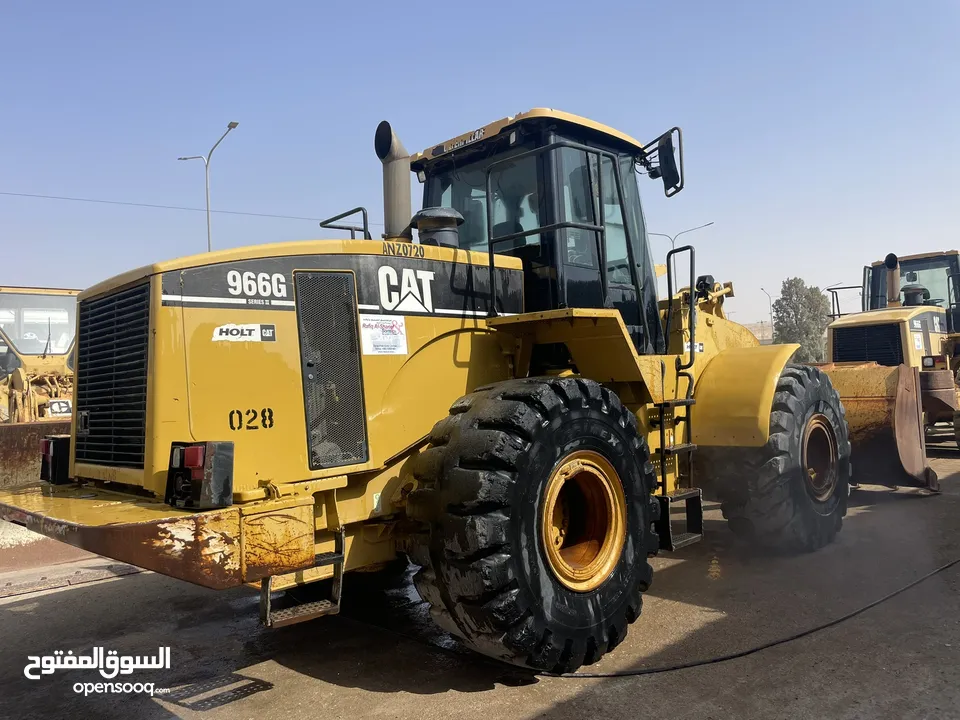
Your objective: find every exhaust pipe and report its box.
[885,253,901,307]
[375,121,412,240]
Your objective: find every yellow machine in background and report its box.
[0,286,78,487]
[818,251,960,490]
[0,110,853,673]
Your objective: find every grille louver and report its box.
[294,271,368,470]
[832,323,903,366]
[74,283,150,468]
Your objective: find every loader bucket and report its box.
[817,363,938,490]
[0,421,71,490]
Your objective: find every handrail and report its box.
[319,207,371,240]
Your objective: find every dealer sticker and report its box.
[212,323,276,342]
[360,315,407,355]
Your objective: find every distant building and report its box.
[742,321,774,345]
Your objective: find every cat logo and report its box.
[377,266,435,313]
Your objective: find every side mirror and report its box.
[641,127,684,197]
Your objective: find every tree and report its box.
[772,277,831,362]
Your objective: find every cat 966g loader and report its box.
[0,110,852,673]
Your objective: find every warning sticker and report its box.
[360,315,408,355]
[914,333,924,350]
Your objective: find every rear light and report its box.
[164,441,234,510]
[183,445,205,469]
[922,355,948,371]
[39,435,71,485]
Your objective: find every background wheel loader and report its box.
[818,251,960,491]
[0,110,852,674]
[0,286,78,488]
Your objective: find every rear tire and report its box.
[711,364,851,552]
[406,377,658,673]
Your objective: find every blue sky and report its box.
[2,1,957,322]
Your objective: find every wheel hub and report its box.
[540,450,627,592]
[802,414,839,502]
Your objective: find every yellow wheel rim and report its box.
[803,413,839,502]
[540,450,627,592]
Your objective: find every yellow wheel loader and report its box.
[0,110,852,673]
[819,251,960,491]
[0,286,79,488]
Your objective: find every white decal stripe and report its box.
[358,308,516,318]
[162,294,294,306]
[434,308,489,317]
[162,295,517,318]
[163,294,248,304]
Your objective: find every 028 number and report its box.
[229,408,275,431]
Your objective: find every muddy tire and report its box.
[715,364,851,552]
[406,377,658,673]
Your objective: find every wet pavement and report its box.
[0,520,93,573]
[2,459,960,719]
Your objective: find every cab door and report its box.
[555,145,643,349]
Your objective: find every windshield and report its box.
[0,293,77,355]
[867,255,960,309]
[423,144,541,253]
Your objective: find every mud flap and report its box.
[818,363,938,491]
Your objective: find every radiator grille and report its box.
[832,323,903,366]
[295,272,368,469]
[74,283,150,468]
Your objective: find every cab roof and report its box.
[409,108,646,169]
[830,304,945,327]
[0,286,80,295]
[870,250,959,267]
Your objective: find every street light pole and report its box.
[179,121,239,252]
[761,287,774,336]
[648,221,715,285]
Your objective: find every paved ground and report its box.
[2,459,960,719]
[0,520,93,573]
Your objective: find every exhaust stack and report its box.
[375,121,412,240]
[884,253,901,307]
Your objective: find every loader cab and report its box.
[414,110,684,355]
[0,287,79,381]
[865,252,960,326]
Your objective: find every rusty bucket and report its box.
[817,362,938,490]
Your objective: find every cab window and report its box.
[425,146,541,253]
[556,147,632,286]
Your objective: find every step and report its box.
[655,487,703,552]
[665,487,701,502]
[314,551,344,567]
[261,528,345,629]
[670,532,702,550]
[660,443,697,457]
[266,599,339,628]
[655,398,696,408]
[650,414,689,428]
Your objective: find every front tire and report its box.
[406,377,658,673]
[712,364,851,552]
